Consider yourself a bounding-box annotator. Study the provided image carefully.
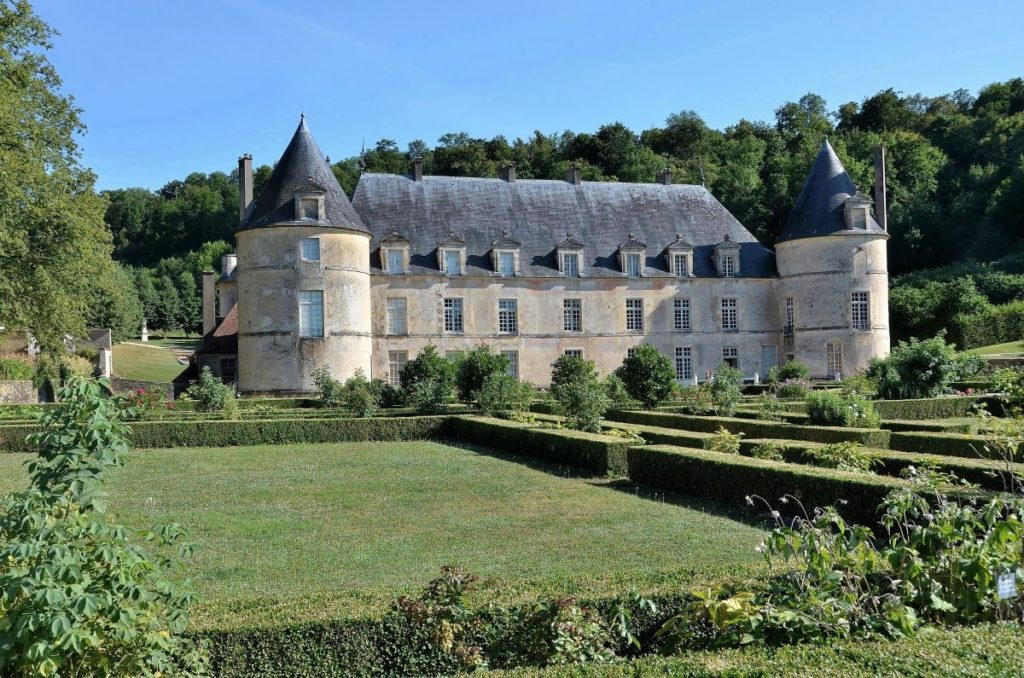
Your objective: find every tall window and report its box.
[498,298,518,334]
[388,351,408,386]
[625,253,642,278]
[444,250,462,276]
[826,341,843,377]
[720,254,736,277]
[722,346,739,369]
[562,252,579,277]
[443,298,463,332]
[761,346,778,377]
[851,292,870,330]
[563,298,582,332]
[219,358,236,383]
[673,298,691,332]
[627,347,637,359]
[674,347,692,381]
[498,251,515,277]
[673,253,689,277]
[564,349,584,358]
[626,298,644,332]
[300,238,320,262]
[784,297,795,334]
[298,290,324,337]
[387,250,404,274]
[502,350,519,379]
[721,298,738,331]
[386,297,407,335]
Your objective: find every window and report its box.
[673,298,691,332]
[851,292,870,330]
[298,290,324,337]
[498,298,518,334]
[627,347,637,359]
[498,251,515,277]
[721,298,738,332]
[722,346,739,369]
[388,351,408,386]
[564,349,584,358]
[563,298,582,332]
[386,249,405,274]
[443,298,463,332]
[444,250,462,276]
[562,252,579,277]
[673,253,689,277]
[301,197,319,221]
[674,347,692,381]
[784,297,795,335]
[626,298,644,332]
[720,254,736,277]
[761,346,778,377]
[827,341,843,377]
[502,350,519,379]
[219,358,236,383]
[386,297,407,335]
[300,238,320,262]
[625,253,642,278]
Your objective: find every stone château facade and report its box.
[199,117,891,394]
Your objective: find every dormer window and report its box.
[437,230,467,276]
[844,193,872,230]
[294,191,325,223]
[556,233,585,277]
[618,233,646,278]
[380,229,410,275]
[491,229,521,277]
[665,233,694,277]
[713,234,741,278]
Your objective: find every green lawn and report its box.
[969,339,1024,356]
[112,342,188,382]
[0,441,765,629]
[146,336,203,351]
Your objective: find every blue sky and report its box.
[35,0,1024,190]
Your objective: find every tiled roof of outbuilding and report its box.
[776,139,887,244]
[239,117,367,234]
[351,174,776,277]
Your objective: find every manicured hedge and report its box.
[952,299,1024,349]
[606,410,892,447]
[450,416,631,476]
[628,444,905,525]
[879,419,976,434]
[887,430,1016,460]
[872,396,987,420]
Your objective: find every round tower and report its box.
[774,140,890,378]
[234,117,372,394]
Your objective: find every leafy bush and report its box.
[749,442,785,461]
[674,385,715,414]
[806,391,880,428]
[549,355,610,433]
[992,367,1024,414]
[602,374,635,408]
[704,426,743,455]
[341,369,379,417]
[615,344,675,409]
[185,365,237,416]
[804,441,879,473]
[840,373,875,396]
[707,363,743,416]
[498,596,614,666]
[401,346,456,414]
[0,355,34,380]
[0,378,207,676]
[475,372,533,417]
[756,394,785,422]
[370,378,405,408]
[867,333,964,400]
[121,387,173,420]
[454,345,509,403]
[767,359,810,383]
[775,378,812,399]
[952,298,1024,349]
[393,565,485,670]
[312,365,345,407]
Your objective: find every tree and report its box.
[549,354,610,432]
[85,262,144,342]
[0,2,115,352]
[400,345,456,414]
[454,345,510,402]
[615,344,675,409]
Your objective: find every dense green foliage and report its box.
[454,345,510,402]
[953,299,1024,349]
[549,355,611,432]
[0,378,206,676]
[0,355,34,380]
[400,345,456,414]
[707,363,744,416]
[805,391,881,429]
[184,366,237,415]
[867,334,980,399]
[767,359,810,383]
[474,372,533,417]
[313,366,379,416]
[615,344,675,409]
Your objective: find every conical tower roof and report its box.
[239,116,367,233]
[776,139,885,243]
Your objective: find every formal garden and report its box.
[2,337,1024,676]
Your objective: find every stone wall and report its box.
[108,377,174,400]
[0,380,38,404]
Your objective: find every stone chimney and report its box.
[221,253,238,278]
[412,156,423,182]
[238,154,253,224]
[873,146,887,231]
[202,270,216,337]
[657,167,673,185]
[566,164,581,186]
[501,162,516,183]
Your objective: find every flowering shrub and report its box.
[122,387,172,420]
[675,384,715,415]
[775,378,812,399]
[805,391,880,428]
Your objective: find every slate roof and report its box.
[239,117,367,234]
[198,303,238,354]
[777,140,887,243]
[351,174,777,278]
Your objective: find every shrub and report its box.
[804,441,879,473]
[602,374,635,408]
[312,365,345,407]
[704,426,743,455]
[341,369,379,417]
[615,344,675,409]
[867,333,963,400]
[121,387,172,420]
[0,355,34,380]
[370,378,405,408]
[401,346,456,414]
[806,391,880,428]
[454,345,509,403]
[0,378,207,676]
[708,363,743,416]
[185,365,237,415]
[474,372,533,417]
[757,394,785,422]
[674,385,714,415]
[749,442,785,461]
[775,378,812,399]
[767,359,810,383]
[992,367,1024,414]
[951,299,1024,349]
[550,355,610,433]
[840,373,875,396]
[393,565,485,670]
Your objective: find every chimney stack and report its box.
[566,164,581,186]
[202,270,217,337]
[501,162,516,183]
[238,154,253,224]
[657,167,673,185]
[412,156,423,182]
[873,146,887,231]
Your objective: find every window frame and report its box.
[300,237,321,262]
[721,297,738,332]
[385,297,408,336]
[443,297,464,333]
[388,350,408,386]
[625,298,644,333]
[625,252,642,278]
[561,252,580,277]
[497,250,516,277]
[498,298,518,334]
[563,348,584,358]
[673,298,691,332]
[826,341,843,377]
[298,290,325,338]
[722,345,739,370]
[385,249,406,275]
[674,346,692,381]
[501,350,519,379]
[851,291,870,330]
[563,298,582,333]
